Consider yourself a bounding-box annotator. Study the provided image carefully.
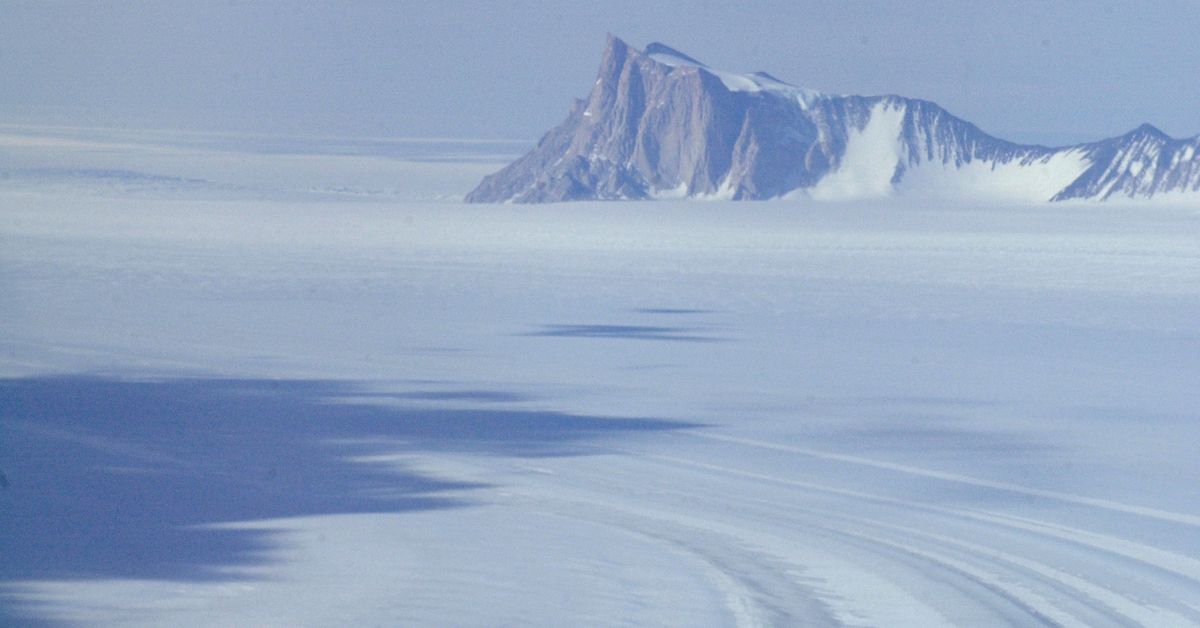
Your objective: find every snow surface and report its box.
[898,147,1093,202]
[646,45,819,108]
[801,102,1096,203]
[4,126,1200,628]
[809,102,906,200]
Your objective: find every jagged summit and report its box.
[466,36,1200,203]
[1129,123,1168,138]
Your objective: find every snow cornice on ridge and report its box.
[643,42,707,68]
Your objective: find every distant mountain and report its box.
[466,36,1200,203]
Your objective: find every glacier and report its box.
[466,36,1200,203]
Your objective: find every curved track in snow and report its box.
[5,143,1200,627]
[488,430,1200,628]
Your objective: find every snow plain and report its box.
[3,126,1200,627]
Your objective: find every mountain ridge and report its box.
[466,36,1200,203]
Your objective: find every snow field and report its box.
[3,128,1200,627]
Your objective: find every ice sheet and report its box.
[3,127,1200,627]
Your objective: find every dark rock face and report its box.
[466,36,769,202]
[1053,125,1200,200]
[466,36,803,202]
[466,36,1200,203]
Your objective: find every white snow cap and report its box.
[643,41,820,107]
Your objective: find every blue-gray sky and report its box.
[2,0,1198,146]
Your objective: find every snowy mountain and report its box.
[1051,124,1200,200]
[466,36,1200,203]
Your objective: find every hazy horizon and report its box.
[3,0,1199,147]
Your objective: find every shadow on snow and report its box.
[0,376,695,625]
[524,324,724,342]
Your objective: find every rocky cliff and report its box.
[466,36,1200,203]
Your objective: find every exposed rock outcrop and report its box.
[466,36,1200,203]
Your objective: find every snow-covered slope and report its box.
[7,129,1200,628]
[1053,124,1200,200]
[466,36,1200,203]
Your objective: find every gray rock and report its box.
[466,36,1200,203]
[1053,124,1200,200]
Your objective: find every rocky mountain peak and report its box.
[466,38,1200,203]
